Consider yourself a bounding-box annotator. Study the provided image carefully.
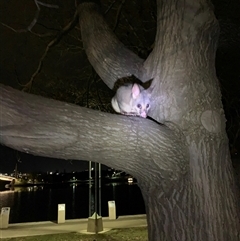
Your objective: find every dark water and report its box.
[0,182,145,223]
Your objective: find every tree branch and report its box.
[0,84,187,181]
[112,0,125,32]
[1,0,58,33]
[22,10,79,91]
[77,2,148,89]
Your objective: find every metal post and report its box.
[88,161,92,217]
[98,163,101,216]
[94,162,98,216]
[87,161,103,233]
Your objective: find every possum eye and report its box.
[137,104,142,109]
[146,104,150,109]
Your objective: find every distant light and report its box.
[128,177,133,183]
[91,168,94,170]
[50,172,53,175]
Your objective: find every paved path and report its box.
[0,215,147,239]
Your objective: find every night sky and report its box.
[0,145,90,173]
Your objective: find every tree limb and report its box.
[0,84,187,181]
[77,2,149,89]
[1,0,59,34]
[22,10,80,92]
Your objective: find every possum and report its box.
[111,83,151,118]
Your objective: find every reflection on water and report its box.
[0,190,15,207]
[0,183,145,223]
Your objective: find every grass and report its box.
[1,227,148,241]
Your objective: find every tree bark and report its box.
[77,0,240,240]
[0,0,239,240]
[0,84,187,179]
[78,2,150,89]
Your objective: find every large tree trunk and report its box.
[0,0,239,240]
[78,0,240,240]
[142,1,240,239]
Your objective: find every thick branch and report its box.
[77,2,147,89]
[0,84,187,182]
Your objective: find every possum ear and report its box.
[131,84,140,99]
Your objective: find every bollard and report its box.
[0,207,10,229]
[108,200,116,220]
[57,204,65,224]
[87,212,103,233]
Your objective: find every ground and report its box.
[1,227,148,241]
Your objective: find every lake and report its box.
[0,182,145,223]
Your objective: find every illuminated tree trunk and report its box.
[0,0,239,240]
[78,0,240,240]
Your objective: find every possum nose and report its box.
[141,112,147,118]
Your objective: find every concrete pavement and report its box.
[0,214,147,239]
